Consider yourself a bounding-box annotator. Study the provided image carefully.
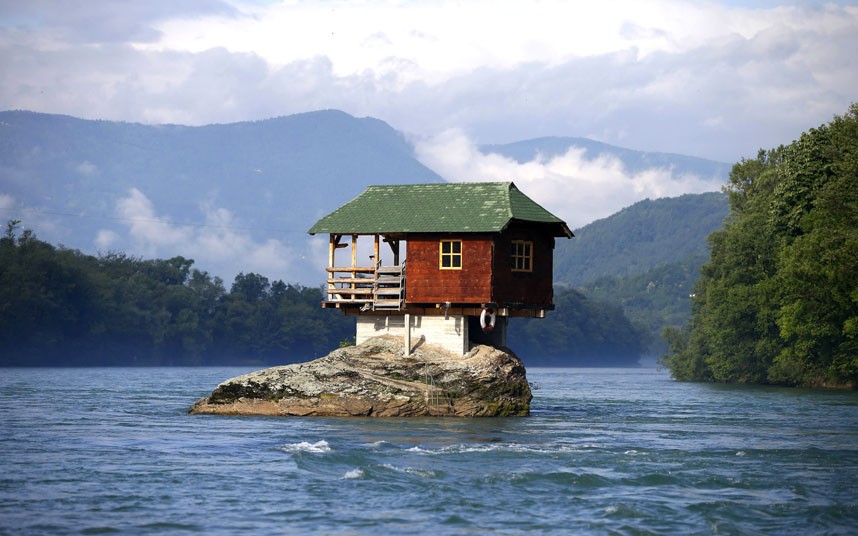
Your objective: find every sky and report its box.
[1,0,857,282]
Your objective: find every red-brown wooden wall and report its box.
[406,233,494,304]
[405,224,556,308]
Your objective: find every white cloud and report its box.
[0,194,14,211]
[246,239,291,274]
[414,129,724,228]
[75,161,98,176]
[144,1,762,79]
[0,1,856,161]
[113,188,297,281]
[117,188,193,254]
[94,229,119,249]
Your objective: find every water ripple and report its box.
[1,366,856,534]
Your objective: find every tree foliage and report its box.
[0,224,650,366]
[580,253,707,355]
[554,192,728,285]
[661,104,858,388]
[551,193,728,355]
[510,288,650,366]
[0,225,354,366]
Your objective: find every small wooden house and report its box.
[308,182,573,355]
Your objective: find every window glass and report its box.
[511,240,533,272]
[440,240,462,269]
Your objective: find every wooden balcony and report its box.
[324,263,405,311]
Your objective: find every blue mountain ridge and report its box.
[1,109,728,285]
[0,109,442,282]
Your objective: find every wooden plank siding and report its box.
[405,233,494,304]
[405,226,555,308]
[490,223,556,308]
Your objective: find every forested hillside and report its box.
[0,222,649,366]
[661,104,858,388]
[509,288,650,366]
[582,253,708,352]
[1,190,730,366]
[0,221,353,366]
[553,193,728,354]
[554,192,728,285]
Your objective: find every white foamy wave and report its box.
[407,443,590,455]
[281,440,331,453]
[380,464,438,478]
[407,444,497,455]
[342,468,364,479]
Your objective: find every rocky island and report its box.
[189,336,532,417]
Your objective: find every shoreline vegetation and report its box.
[661,104,858,389]
[0,230,354,367]
[0,224,646,368]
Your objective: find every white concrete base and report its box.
[356,314,469,355]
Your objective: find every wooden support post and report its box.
[349,234,358,294]
[329,234,342,268]
[373,234,380,268]
[391,239,400,266]
[404,313,411,356]
[328,234,343,300]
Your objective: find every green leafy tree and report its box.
[662,104,858,388]
[511,288,649,366]
[0,228,354,366]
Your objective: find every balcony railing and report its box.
[325,262,405,311]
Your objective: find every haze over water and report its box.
[1,366,856,534]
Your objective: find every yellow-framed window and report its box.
[510,240,533,272]
[439,240,462,269]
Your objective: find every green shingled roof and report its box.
[308,182,573,237]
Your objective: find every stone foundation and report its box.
[356,314,470,355]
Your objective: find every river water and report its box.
[1,366,856,535]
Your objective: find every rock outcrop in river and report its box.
[189,336,531,417]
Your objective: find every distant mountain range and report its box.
[1,109,729,289]
[0,110,442,281]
